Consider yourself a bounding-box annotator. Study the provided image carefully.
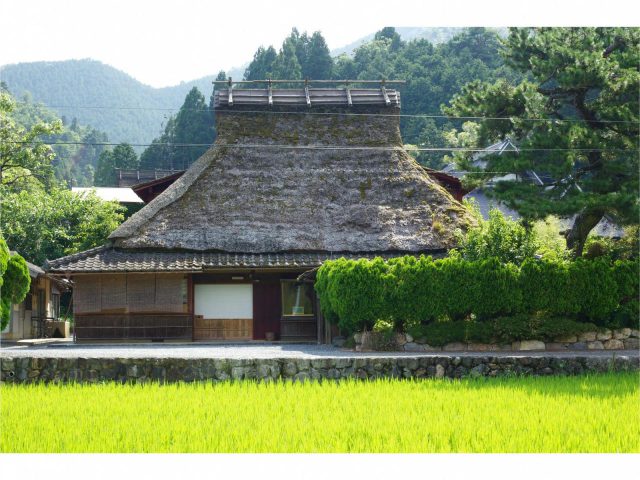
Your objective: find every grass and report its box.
[1,373,639,453]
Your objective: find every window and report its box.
[281,281,314,317]
[51,293,61,319]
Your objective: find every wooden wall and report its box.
[74,273,187,314]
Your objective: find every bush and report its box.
[456,208,537,265]
[316,255,635,337]
[570,258,619,323]
[315,258,393,335]
[520,258,580,315]
[610,259,640,328]
[494,315,598,342]
[408,321,467,346]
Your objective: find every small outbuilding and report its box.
[47,82,472,343]
[1,253,70,340]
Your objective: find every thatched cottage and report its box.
[47,84,471,343]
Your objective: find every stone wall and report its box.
[354,328,640,353]
[1,354,638,384]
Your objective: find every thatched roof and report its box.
[109,95,471,254]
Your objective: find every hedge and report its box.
[316,255,639,335]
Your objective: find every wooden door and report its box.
[253,280,282,340]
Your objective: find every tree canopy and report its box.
[139,87,214,171]
[94,143,139,186]
[0,90,61,187]
[444,27,640,255]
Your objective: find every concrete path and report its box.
[1,342,638,359]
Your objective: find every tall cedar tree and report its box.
[443,28,640,255]
[139,87,214,171]
[94,143,139,186]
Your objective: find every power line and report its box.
[5,140,638,153]
[13,101,639,125]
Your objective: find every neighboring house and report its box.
[1,253,70,340]
[444,138,624,237]
[46,83,471,344]
[114,169,184,188]
[131,171,185,203]
[72,187,145,216]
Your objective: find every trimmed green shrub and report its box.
[520,259,580,315]
[610,259,640,328]
[570,258,619,323]
[494,315,598,342]
[316,258,393,335]
[471,258,523,318]
[407,321,467,346]
[316,255,635,337]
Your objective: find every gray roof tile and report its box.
[45,246,443,273]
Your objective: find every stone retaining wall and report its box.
[354,328,639,353]
[1,354,638,384]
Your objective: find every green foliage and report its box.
[139,87,213,171]
[2,87,110,187]
[0,253,31,330]
[520,259,579,315]
[316,255,636,336]
[444,28,640,254]
[584,226,639,261]
[0,186,125,265]
[316,258,393,335]
[493,315,597,343]
[609,259,640,328]
[531,216,571,261]
[0,90,62,187]
[95,143,139,186]
[456,208,537,265]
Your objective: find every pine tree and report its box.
[444,28,640,256]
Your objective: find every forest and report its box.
[1,27,516,183]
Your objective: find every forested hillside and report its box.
[0,60,243,146]
[2,27,519,181]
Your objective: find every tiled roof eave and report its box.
[45,247,446,274]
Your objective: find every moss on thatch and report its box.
[110,104,473,253]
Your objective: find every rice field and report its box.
[1,373,638,453]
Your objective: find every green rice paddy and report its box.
[2,373,638,453]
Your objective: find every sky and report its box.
[1,0,636,88]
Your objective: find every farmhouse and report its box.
[46,82,472,343]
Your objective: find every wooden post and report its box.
[228,77,233,106]
[380,79,391,106]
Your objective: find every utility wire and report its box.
[13,101,639,125]
[4,140,638,153]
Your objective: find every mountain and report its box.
[0,60,244,145]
